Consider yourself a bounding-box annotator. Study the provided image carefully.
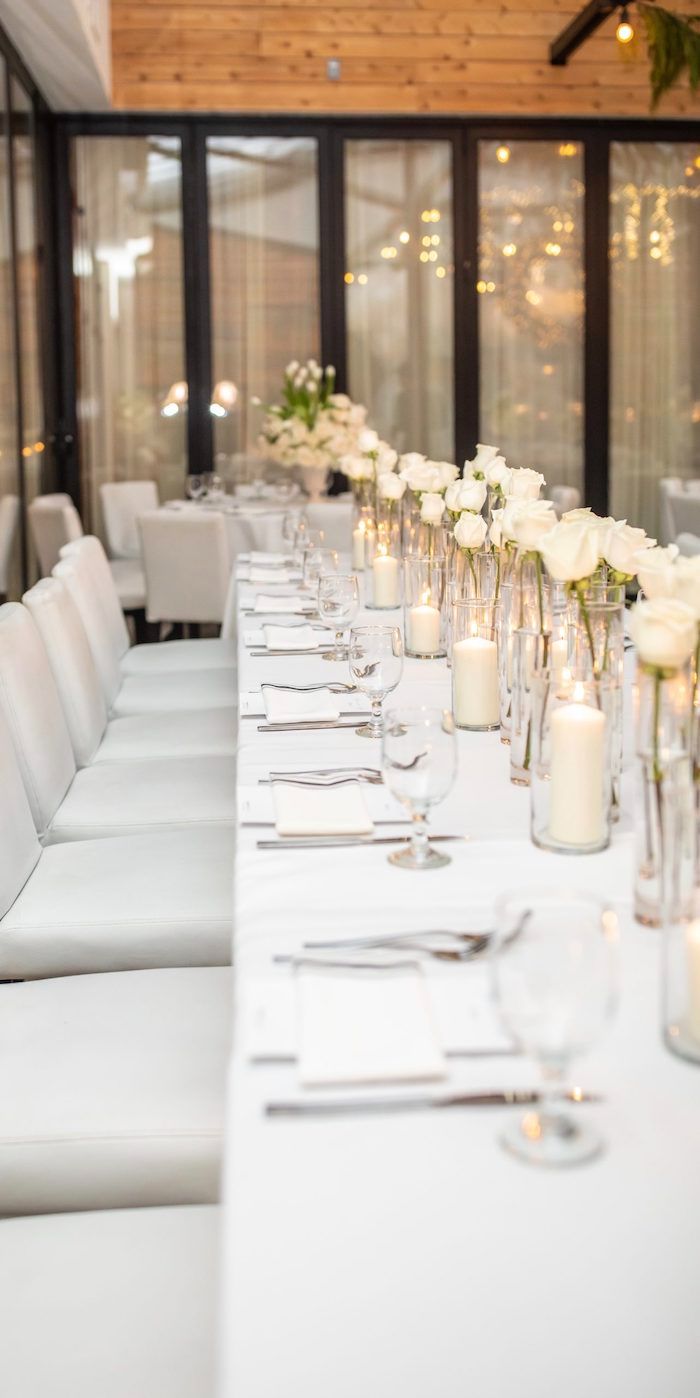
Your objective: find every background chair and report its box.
[548,484,581,518]
[139,511,231,628]
[658,478,700,545]
[0,494,19,602]
[100,479,159,559]
[676,532,700,557]
[28,493,83,575]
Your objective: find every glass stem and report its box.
[335,629,344,659]
[370,697,383,736]
[410,810,430,864]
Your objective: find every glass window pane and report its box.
[72,135,187,526]
[11,76,46,579]
[610,142,700,536]
[344,140,454,459]
[206,136,320,475]
[0,62,21,595]
[478,140,584,493]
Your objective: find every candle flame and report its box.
[421,589,431,606]
[573,681,585,703]
[378,543,387,557]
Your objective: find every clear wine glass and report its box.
[304,545,338,593]
[491,888,619,1167]
[282,508,306,550]
[381,706,457,869]
[349,625,403,740]
[186,475,205,502]
[298,528,325,579]
[317,574,360,661]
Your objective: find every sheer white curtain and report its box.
[610,142,700,536]
[478,140,584,492]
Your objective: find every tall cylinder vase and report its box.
[634,659,696,928]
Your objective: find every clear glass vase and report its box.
[530,671,613,853]
[364,520,402,610]
[403,555,448,659]
[634,659,696,928]
[568,583,626,820]
[662,915,700,1065]
[510,629,552,786]
[451,598,501,731]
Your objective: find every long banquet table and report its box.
[219,562,700,1398]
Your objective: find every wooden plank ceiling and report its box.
[111,0,700,116]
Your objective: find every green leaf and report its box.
[639,3,700,107]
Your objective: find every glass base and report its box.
[388,843,451,871]
[533,830,610,856]
[501,1110,603,1167]
[500,733,511,747]
[355,722,382,739]
[664,1022,700,1063]
[455,719,500,732]
[510,770,531,787]
[320,649,348,662]
[405,649,446,661]
[365,602,401,611]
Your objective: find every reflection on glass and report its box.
[11,78,46,579]
[0,62,21,595]
[345,140,454,460]
[206,137,320,480]
[478,141,584,493]
[72,136,187,527]
[610,142,700,535]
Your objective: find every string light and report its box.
[380,246,397,259]
[399,230,410,243]
[357,273,368,284]
[344,272,354,284]
[502,242,517,257]
[616,5,634,44]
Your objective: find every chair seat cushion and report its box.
[112,666,236,715]
[1,827,233,978]
[0,968,230,1215]
[121,637,237,674]
[46,755,236,843]
[110,557,146,610]
[0,1205,219,1398]
[96,707,236,761]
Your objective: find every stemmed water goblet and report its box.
[304,545,338,593]
[317,574,360,661]
[282,508,306,553]
[491,888,619,1167]
[298,528,325,580]
[348,625,403,740]
[381,706,457,869]
[186,475,205,502]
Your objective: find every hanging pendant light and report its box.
[616,4,635,44]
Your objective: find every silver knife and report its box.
[256,834,468,850]
[257,719,368,732]
[250,649,326,658]
[266,1088,601,1118]
[241,712,370,722]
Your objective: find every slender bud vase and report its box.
[663,916,700,1064]
[634,659,696,928]
[530,671,612,854]
[568,583,626,821]
[510,629,552,786]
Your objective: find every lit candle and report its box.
[452,636,499,729]
[372,550,400,608]
[686,920,700,1042]
[549,688,607,847]
[352,524,366,571]
[407,597,441,656]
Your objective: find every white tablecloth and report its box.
[219,570,700,1398]
[164,498,354,560]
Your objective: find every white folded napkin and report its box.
[262,685,340,723]
[272,782,374,837]
[249,567,294,584]
[298,964,446,1087]
[254,594,305,614]
[250,551,288,566]
[263,624,319,651]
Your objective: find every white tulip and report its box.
[484,457,512,493]
[635,544,679,600]
[454,510,488,551]
[539,520,601,583]
[378,472,406,501]
[629,598,698,670]
[507,467,546,501]
[420,492,446,525]
[674,556,700,620]
[285,360,299,376]
[601,520,655,577]
[505,499,558,552]
[445,476,487,514]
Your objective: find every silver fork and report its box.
[262,774,383,788]
[261,682,357,693]
[304,910,531,956]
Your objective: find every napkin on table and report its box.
[254,594,306,614]
[249,566,295,584]
[263,624,319,651]
[272,781,374,837]
[262,685,341,724]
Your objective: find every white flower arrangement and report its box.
[256,360,368,473]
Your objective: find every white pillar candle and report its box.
[352,526,366,571]
[372,553,400,608]
[686,920,700,1042]
[549,700,606,846]
[407,604,441,655]
[452,637,499,728]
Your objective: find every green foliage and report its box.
[638,3,700,107]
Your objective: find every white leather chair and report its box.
[0,1206,218,1395]
[139,510,231,624]
[60,534,236,677]
[676,532,700,557]
[28,493,83,574]
[0,493,19,600]
[0,706,231,976]
[100,478,159,558]
[23,578,236,761]
[548,484,581,518]
[0,603,236,844]
[659,478,700,546]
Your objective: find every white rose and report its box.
[348,404,368,426]
[489,508,504,550]
[329,393,351,409]
[342,456,372,482]
[454,511,488,551]
[420,492,446,525]
[399,452,427,474]
[468,443,500,472]
[445,477,487,514]
[507,467,546,501]
[432,461,460,490]
[562,507,595,524]
[601,520,655,577]
[401,461,440,492]
[539,521,601,583]
[484,457,512,493]
[358,428,379,453]
[505,499,558,552]
[629,598,698,670]
[378,472,406,502]
[635,544,679,601]
[285,360,299,376]
[674,556,700,620]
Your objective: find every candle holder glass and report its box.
[510,629,553,786]
[403,555,448,659]
[451,598,501,731]
[498,581,514,745]
[401,492,423,556]
[364,520,402,610]
[351,505,373,572]
[634,659,695,928]
[568,582,626,821]
[530,670,613,854]
[663,916,700,1065]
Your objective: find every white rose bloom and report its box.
[378,472,406,502]
[484,457,512,493]
[454,511,488,551]
[468,443,500,472]
[420,492,446,525]
[601,520,655,577]
[285,360,299,376]
[489,508,504,549]
[674,556,700,620]
[539,520,601,583]
[348,404,368,426]
[506,499,558,552]
[629,598,698,670]
[562,507,595,523]
[401,462,441,492]
[507,467,546,501]
[329,392,351,409]
[376,442,398,473]
[445,476,487,514]
[358,428,379,453]
[635,544,679,600]
[342,457,373,482]
[296,445,319,468]
[432,461,460,489]
[399,452,427,475]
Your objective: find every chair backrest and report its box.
[22,577,108,767]
[139,511,231,624]
[658,478,682,546]
[0,604,76,836]
[28,494,83,575]
[53,554,123,709]
[100,479,160,559]
[60,536,131,661]
[0,706,42,921]
[548,484,581,519]
[676,532,700,558]
[0,494,20,593]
